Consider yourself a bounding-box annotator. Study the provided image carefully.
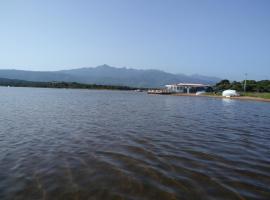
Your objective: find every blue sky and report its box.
[0,0,269,80]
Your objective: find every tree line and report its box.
[0,78,137,90]
[214,79,270,92]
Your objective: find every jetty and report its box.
[147,89,172,95]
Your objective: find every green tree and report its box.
[215,79,231,91]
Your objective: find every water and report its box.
[0,87,270,200]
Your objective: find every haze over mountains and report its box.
[0,65,221,88]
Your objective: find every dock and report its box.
[147,89,172,95]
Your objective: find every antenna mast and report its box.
[244,73,247,92]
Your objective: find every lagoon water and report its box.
[0,87,270,200]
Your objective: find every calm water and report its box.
[0,87,270,200]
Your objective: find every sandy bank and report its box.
[170,93,270,103]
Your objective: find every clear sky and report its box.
[0,0,269,80]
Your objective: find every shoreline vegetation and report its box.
[0,78,140,91]
[214,79,270,93]
[206,79,270,102]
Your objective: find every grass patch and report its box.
[203,92,270,99]
[241,92,270,99]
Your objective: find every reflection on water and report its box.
[0,87,270,200]
[222,97,235,104]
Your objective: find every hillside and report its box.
[0,65,221,88]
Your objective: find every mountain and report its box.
[0,65,221,88]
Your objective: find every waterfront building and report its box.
[165,83,210,94]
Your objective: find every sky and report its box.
[0,0,269,80]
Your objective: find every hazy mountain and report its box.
[0,65,221,88]
[0,70,75,82]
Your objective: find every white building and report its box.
[165,83,210,94]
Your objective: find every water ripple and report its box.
[0,88,270,199]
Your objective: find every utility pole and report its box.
[244,73,247,93]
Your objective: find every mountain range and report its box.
[0,65,221,88]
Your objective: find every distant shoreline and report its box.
[0,85,137,91]
[0,78,141,91]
